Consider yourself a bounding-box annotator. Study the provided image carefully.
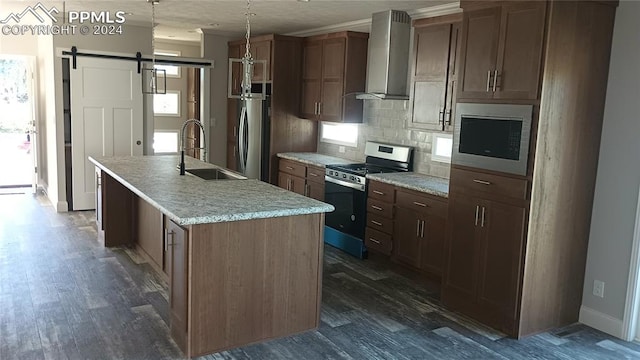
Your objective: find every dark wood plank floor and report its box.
[2,193,640,360]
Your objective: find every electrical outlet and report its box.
[593,280,605,298]
[338,146,346,153]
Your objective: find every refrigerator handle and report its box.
[238,105,247,173]
[242,109,249,170]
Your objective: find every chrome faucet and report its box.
[179,119,207,175]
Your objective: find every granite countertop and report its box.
[366,172,450,198]
[89,155,334,226]
[277,152,355,168]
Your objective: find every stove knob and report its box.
[356,178,361,183]
[350,176,355,181]
[342,174,347,179]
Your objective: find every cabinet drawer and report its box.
[279,159,306,178]
[450,167,528,200]
[368,198,393,219]
[367,212,393,234]
[396,189,448,219]
[365,227,392,256]
[368,180,395,203]
[307,165,325,184]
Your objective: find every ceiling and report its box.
[1,1,458,42]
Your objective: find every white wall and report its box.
[201,31,232,167]
[581,0,640,338]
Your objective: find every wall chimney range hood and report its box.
[356,10,411,100]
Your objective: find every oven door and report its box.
[324,176,366,239]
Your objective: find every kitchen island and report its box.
[89,155,333,358]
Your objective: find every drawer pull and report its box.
[309,172,319,177]
[371,220,383,226]
[285,166,294,170]
[373,190,384,195]
[413,201,428,207]
[371,205,383,211]
[473,179,491,185]
[369,237,381,244]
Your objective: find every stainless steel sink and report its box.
[185,168,247,180]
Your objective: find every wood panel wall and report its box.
[519,0,617,337]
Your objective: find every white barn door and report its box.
[71,57,143,210]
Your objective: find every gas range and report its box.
[325,163,400,191]
[323,141,414,259]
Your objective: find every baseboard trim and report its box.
[579,305,624,338]
[56,201,68,213]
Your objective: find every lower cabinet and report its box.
[443,192,527,334]
[393,189,448,276]
[278,158,326,200]
[166,219,189,353]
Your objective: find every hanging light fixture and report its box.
[228,0,266,100]
[143,0,166,94]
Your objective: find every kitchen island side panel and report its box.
[188,213,324,357]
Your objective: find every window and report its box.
[320,122,359,147]
[153,131,179,154]
[154,50,180,78]
[432,133,453,163]
[153,90,180,116]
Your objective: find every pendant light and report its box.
[228,0,266,100]
[143,0,166,94]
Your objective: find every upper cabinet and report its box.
[409,15,461,132]
[228,37,273,96]
[457,1,546,101]
[300,31,368,123]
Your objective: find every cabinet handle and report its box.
[309,172,319,177]
[420,220,425,238]
[439,109,445,124]
[373,190,384,195]
[369,237,381,244]
[285,166,294,170]
[446,109,452,126]
[413,201,428,207]
[314,102,319,115]
[481,207,486,228]
[304,183,309,197]
[416,219,421,237]
[371,220,383,226]
[492,70,499,92]
[165,229,175,252]
[486,70,492,92]
[475,205,479,226]
[473,179,491,185]
[371,205,383,211]
[318,102,322,115]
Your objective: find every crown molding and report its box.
[284,2,461,37]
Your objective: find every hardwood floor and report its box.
[2,193,640,360]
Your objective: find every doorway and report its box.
[0,56,37,193]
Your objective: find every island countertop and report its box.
[90,155,334,226]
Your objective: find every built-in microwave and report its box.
[452,103,533,176]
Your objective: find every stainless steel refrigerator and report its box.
[234,94,270,181]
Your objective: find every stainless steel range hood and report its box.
[356,10,411,100]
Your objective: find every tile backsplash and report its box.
[317,99,451,179]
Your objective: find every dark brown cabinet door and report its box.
[226,142,237,171]
[167,220,188,353]
[476,200,527,320]
[306,181,324,201]
[411,24,452,131]
[443,195,481,300]
[301,40,323,119]
[320,38,346,122]
[393,207,422,268]
[457,7,501,99]
[494,2,546,100]
[251,40,272,82]
[278,172,305,195]
[421,215,447,276]
[444,23,460,132]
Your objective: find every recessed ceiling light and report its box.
[208,23,220,27]
[167,35,175,38]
